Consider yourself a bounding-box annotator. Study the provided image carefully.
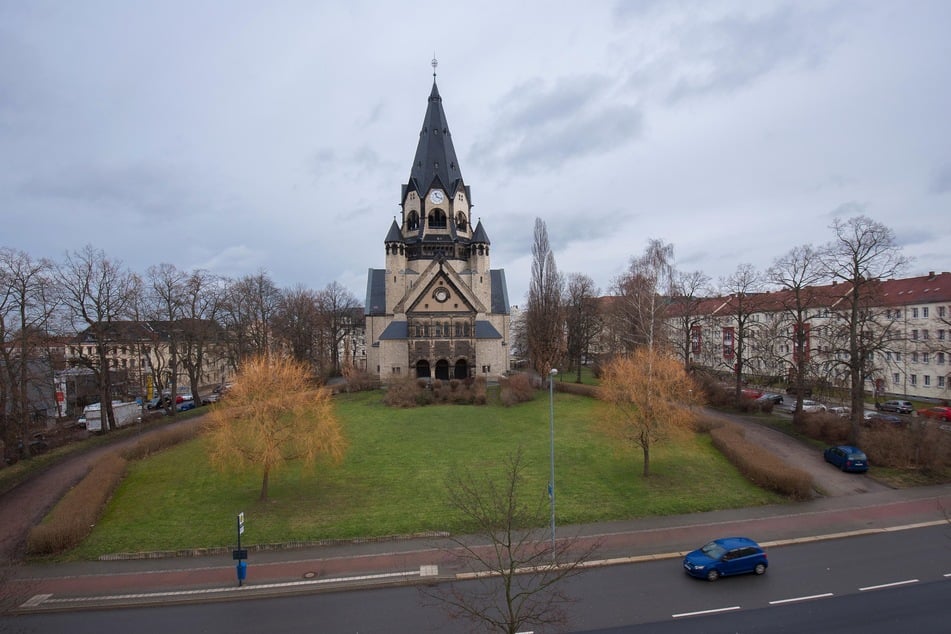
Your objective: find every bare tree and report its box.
[423,448,597,634]
[767,245,827,414]
[219,271,281,368]
[273,285,322,368]
[145,263,188,414]
[608,239,675,356]
[56,246,140,432]
[525,219,564,377]
[719,263,764,400]
[315,281,360,376]
[0,248,57,456]
[821,215,908,442]
[667,269,711,372]
[563,273,601,382]
[178,269,226,399]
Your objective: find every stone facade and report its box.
[365,77,510,382]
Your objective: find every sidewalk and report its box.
[9,483,951,613]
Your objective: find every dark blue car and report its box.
[683,537,768,581]
[824,445,868,472]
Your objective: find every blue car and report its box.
[824,445,869,472]
[683,537,768,581]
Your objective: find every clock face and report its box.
[430,190,444,204]
[433,287,450,303]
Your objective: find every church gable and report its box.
[409,278,472,314]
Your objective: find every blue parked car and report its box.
[824,445,869,472]
[176,399,196,412]
[683,537,768,581]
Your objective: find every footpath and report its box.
[7,482,951,613]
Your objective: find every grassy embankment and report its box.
[67,390,782,559]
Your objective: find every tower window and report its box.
[428,209,447,228]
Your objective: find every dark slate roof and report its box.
[379,320,408,339]
[474,320,502,339]
[406,81,464,199]
[471,219,490,244]
[385,220,402,243]
[365,269,387,315]
[490,270,510,315]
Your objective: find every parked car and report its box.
[756,392,784,404]
[875,400,913,414]
[201,393,220,405]
[176,399,196,412]
[865,413,904,427]
[800,400,827,413]
[824,445,869,473]
[828,406,850,418]
[917,406,951,422]
[741,388,764,400]
[145,396,164,410]
[683,537,768,581]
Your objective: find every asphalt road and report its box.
[3,523,948,633]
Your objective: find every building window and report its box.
[893,373,900,384]
[691,325,702,354]
[895,352,901,361]
[939,330,946,341]
[912,307,919,318]
[923,307,929,318]
[910,374,917,386]
[924,375,931,386]
[939,376,946,388]
[911,352,918,363]
[938,352,946,365]
[939,306,947,318]
[912,329,919,340]
[923,329,929,340]
[922,353,929,364]
[392,367,401,374]
[722,327,735,360]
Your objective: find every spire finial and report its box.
[431,55,438,79]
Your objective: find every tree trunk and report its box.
[259,468,270,502]
[642,444,650,477]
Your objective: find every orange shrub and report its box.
[709,423,814,499]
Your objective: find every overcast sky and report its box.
[2,0,949,306]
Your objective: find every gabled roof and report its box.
[385,220,402,243]
[406,80,465,200]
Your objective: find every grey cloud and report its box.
[18,162,198,221]
[666,6,833,103]
[828,201,867,219]
[470,74,643,172]
[930,163,951,194]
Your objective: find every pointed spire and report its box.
[471,219,490,245]
[408,65,463,198]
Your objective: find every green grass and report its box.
[70,391,782,559]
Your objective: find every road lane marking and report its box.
[672,606,741,618]
[769,593,833,605]
[859,579,919,591]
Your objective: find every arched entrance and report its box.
[415,360,431,379]
[454,359,469,379]
[434,359,450,380]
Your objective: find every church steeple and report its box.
[407,78,464,198]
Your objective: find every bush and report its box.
[340,368,380,393]
[862,422,951,471]
[793,412,850,444]
[27,452,128,555]
[555,381,601,398]
[499,373,536,406]
[709,422,814,499]
[121,424,202,461]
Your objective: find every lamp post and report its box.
[548,367,558,560]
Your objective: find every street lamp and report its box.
[548,367,558,560]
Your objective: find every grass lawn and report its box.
[71,391,783,559]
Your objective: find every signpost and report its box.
[233,512,247,586]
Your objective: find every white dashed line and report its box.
[672,606,741,618]
[859,579,919,592]
[769,592,834,605]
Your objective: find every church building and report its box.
[364,72,511,382]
